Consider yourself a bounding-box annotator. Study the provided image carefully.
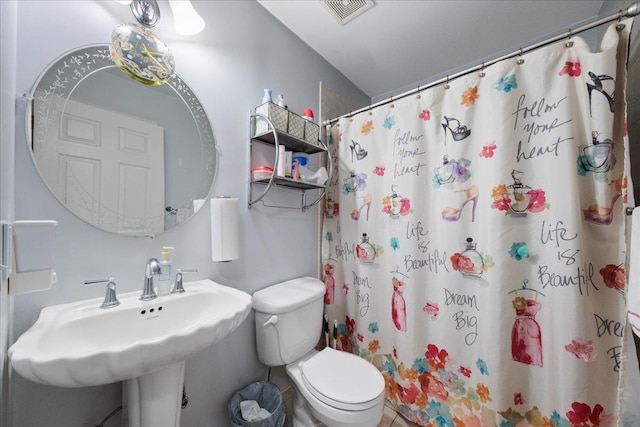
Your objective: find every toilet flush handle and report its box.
[263,315,278,328]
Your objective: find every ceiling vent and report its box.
[322,0,375,25]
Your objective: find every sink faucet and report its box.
[140,258,162,301]
[84,277,120,309]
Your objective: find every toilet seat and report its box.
[299,347,384,411]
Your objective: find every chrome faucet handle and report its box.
[84,277,120,309]
[140,258,162,301]
[171,268,198,294]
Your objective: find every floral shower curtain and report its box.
[321,20,640,426]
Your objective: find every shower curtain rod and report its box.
[324,1,639,126]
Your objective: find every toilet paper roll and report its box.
[210,197,239,262]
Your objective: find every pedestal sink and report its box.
[8,279,252,427]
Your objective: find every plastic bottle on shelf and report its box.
[277,146,286,177]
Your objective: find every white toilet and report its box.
[252,276,385,427]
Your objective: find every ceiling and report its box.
[257,0,608,101]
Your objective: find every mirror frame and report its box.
[26,44,218,237]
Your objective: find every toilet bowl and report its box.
[252,277,385,427]
[287,348,384,427]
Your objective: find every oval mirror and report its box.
[27,45,217,237]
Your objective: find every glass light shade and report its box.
[169,0,205,35]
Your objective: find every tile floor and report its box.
[378,401,420,427]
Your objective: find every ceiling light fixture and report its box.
[168,0,205,35]
[129,0,161,27]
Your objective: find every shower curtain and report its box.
[321,20,640,426]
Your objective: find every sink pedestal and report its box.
[125,361,186,427]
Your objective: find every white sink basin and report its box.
[9,279,251,388]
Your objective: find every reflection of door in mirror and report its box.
[33,91,165,235]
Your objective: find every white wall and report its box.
[7,1,369,426]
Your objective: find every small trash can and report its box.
[228,381,286,427]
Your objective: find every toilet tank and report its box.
[252,276,325,366]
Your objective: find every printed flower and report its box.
[425,344,448,371]
[384,116,395,130]
[419,372,448,403]
[361,120,374,135]
[566,402,614,426]
[559,60,581,77]
[480,142,496,158]
[423,301,439,318]
[357,333,364,342]
[412,358,429,374]
[383,360,395,377]
[343,283,349,295]
[600,264,625,293]
[458,366,472,378]
[419,109,431,121]
[512,296,527,311]
[476,358,489,375]
[565,337,596,362]
[461,86,479,106]
[426,400,454,426]
[373,165,385,176]
[527,189,549,213]
[476,383,492,403]
[338,132,343,143]
[405,368,419,382]
[414,393,429,410]
[345,316,356,336]
[450,252,475,274]
[324,232,333,242]
[390,237,400,250]
[514,392,524,405]
[393,347,398,359]
[509,242,529,260]
[383,373,398,400]
[496,74,518,92]
[399,383,420,405]
[326,133,334,146]
[368,322,379,333]
[491,184,511,211]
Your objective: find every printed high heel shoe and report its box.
[442,116,471,144]
[586,71,615,116]
[442,185,479,222]
[349,140,368,161]
[583,193,621,225]
[351,194,372,221]
[583,178,624,225]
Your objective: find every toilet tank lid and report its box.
[252,276,325,314]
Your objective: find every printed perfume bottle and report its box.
[342,171,367,195]
[578,131,615,174]
[491,170,548,216]
[432,155,471,187]
[450,237,486,278]
[382,185,411,217]
[356,233,379,264]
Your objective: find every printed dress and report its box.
[511,297,543,367]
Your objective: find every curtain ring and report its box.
[444,75,450,90]
[616,9,626,30]
[479,62,486,78]
[565,29,574,48]
[389,96,394,109]
[517,48,525,65]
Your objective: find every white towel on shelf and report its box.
[628,208,640,337]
